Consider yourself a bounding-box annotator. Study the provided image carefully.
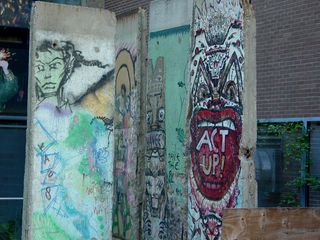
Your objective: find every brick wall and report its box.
[252,0,320,119]
[105,0,150,16]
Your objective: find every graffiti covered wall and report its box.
[143,55,167,239]
[187,0,255,239]
[143,26,191,240]
[24,2,116,239]
[142,0,193,239]
[112,10,147,240]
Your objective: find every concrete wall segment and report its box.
[147,28,191,239]
[22,4,38,239]
[33,1,115,36]
[149,0,193,32]
[23,2,116,239]
[112,10,147,240]
[187,0,257,239]
[143,0,194,238]
[240,0,257,208]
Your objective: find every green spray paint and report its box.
[64,111,94,149]
[32,213,75,240]
[112,193,133,239]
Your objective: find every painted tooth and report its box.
[216,122,223,127]
[198,121,215,128]
[226,120,235,131]
[222,119,236,131]
[227,120,232,129]
[230,121,235,131]
[198,120,235,130]
[198,122,207,127]
[222,120,227,128]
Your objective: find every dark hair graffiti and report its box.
[35,40,108,107]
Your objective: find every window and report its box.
[0,124,26,240]
[255,121,320,208]
[0,26,28,240]
[309,122,320,207]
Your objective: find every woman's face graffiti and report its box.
[35,49,65,96]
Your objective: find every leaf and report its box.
[177,81,185,88]
[176,128,185,144]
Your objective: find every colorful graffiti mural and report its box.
[148,25,191,240]
[143,57,167,239]
[112,48,136,239]
[112,12,146,240]
[188,0,244,239]
[31,38,114,239]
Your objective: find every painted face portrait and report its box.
[188,2,244,239]
[190,0,244,201]
[35,49,65,98]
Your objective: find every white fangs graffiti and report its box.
[198,119,235,131]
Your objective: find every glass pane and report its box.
[0,127,26,198]
[310,123,320,207]
[255,128,282,207]
[255,123,302,207]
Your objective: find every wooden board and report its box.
[221,208,320,240]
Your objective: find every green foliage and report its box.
[78,154,101,184]
[267,122,309,170]
[264,122,320,206]
[0,221,15,240]
[167,152,181,184]
[64,112,94,149]
[279,192,300,207]
[32,213,74,240]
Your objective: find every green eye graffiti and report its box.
[36,64,45,73]
[49,61,62,70]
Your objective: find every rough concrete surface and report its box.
[112,10,147,240]
[149,0,193,32]
[23,2,115,239]
[187,0,257,239]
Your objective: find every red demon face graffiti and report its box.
[190,21,243,201]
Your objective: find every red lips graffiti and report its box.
[191,108,241,201]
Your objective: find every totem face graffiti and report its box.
[145,57,166,219]
[189,0,244,239]
[143,57,167,239]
